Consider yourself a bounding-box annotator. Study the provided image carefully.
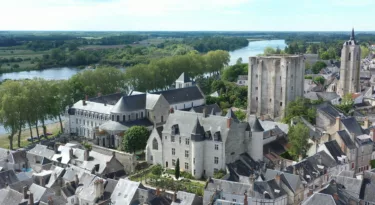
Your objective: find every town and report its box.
[0,28,374,205]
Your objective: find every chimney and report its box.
[84,149,89,161]
[275,173,281,187]
[260,115,264,121]
[333,193,339,201]
[69,148,74,159]
[298,155,303,162]
[227,118,231,129]
[94,179,104,200]
[335,117,341,131]
[371,128,375,142]
[85,95,88,101]
[39,177,45,187]
[156,187,160,196]
[23,186,28,199]
[172,191,177,202]
[364,118,369,129]
[112,151,116,157]
[82,100,86,106]
[202,107,208,118]
[244,193,248,205]
[54,143,59,154]
[75,174,79,185]
[350,132,355,141]
[248,174,255,197]
[307,188,313,197]
[48,196,53,205]
[170,108,174,114]
[29,192,34,205]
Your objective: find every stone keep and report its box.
[337,29,361,97]
[247,55,305,119]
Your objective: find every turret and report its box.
[191,118,205,179]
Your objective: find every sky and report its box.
[1,0,373,31]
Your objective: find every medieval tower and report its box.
[337,28,361,96]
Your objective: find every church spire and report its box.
[350,28,355,40]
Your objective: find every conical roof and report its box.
[176,72,191,83]
[192,118,205,135]
[251,117,264,132]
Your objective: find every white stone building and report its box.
[145,109,271,179]
[247,55,305,119]
[337,29,361,97]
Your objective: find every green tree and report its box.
[122,126,149,153]
[288,122,311,160]
[335,93,354,114]
[283,97,316,124]
[236,57,243,65]
[313,76,325,85]
[175,158,180,179]
[312,61,327,74]
[263,47,277,55]
[234,110,246,121]
[221,63,247,82]
[361,45,370,59]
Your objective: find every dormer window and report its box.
[214,131,221,141]
[205,131,212,140]
[172,124,179,135]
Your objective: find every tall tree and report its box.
[288,122,311,160]
[175,158,180,179]
[122,126,149,153]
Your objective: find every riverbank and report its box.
[0,122,61,149]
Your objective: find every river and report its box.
[229,39,287,65]
[0,39,286,134]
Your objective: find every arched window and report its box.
[152,138,158,150]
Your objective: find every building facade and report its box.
[247,55,305,119]
[337,29,361,96]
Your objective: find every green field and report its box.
[0,48,47,72]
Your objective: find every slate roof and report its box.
[72,100,114,115]
[190,104,221,115]
[316,102,343,121]
[319,180,361,205]
[10,150,27,164]
[0,188,24,205]
[164,110,247,144]
[16,172,33,182]
[248,116,264,132]
[153,86,204,105]
[205,178,251,195]
[263,137,287,155]
[61,181,77,197]
[111,94,147,113]
[336,130,356,149]
[9,178,33,193]
[28,144,55,159]
[225,108,238,121]
[29,183,48,203]
[146,94,161,110]
[355,134,373,146]
[88,93,124,105]
[302,193,336,205]
[316,92,340,101]
[110,179,142,205]
[323,140,346,162]
[341,117,364,136]
[172,191,198,205]
[264,169,302,193]
[0,170,19,189]
[254,179,287,199]
[176,72,191,83]
[0,148,9,160]
[226,153,262,182]
[331,175,362,198]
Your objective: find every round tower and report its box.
[191,118,205,179]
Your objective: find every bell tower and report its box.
[337,28,361,96]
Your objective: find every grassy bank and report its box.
[0,48,47,73]
[0,122,61,149]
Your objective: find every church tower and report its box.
[337,28,361,97]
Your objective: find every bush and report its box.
[371,160,375,168]
[151,165,163,176]
[304,75,312,79]
[213,170,226,179]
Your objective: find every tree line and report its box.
[0,50,230,149]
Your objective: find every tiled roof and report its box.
[337,130,356,149]
[111,94,147,113]
[153,86,204,105]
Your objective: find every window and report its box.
[280,102,283,106]
[161,116,164,122]
[256,74,258,78]
[141,112,143,118]
[255,87,258,90]
[222,197,226,200]
[172,159,176,166]
[128,115,130,121]
[117,115,119,122]
[112,115,114,121]
[233,199,236,202]
[280,76,281,80]
[215,144,219,150]
[83,120,85,125]
[214,168,218,173]
[351,163,354,169]
[186,138,190,145]
[185,150,189,158]
[91,121,93,127]
[281,87,282,93]
[76,119,78,124]
[194,170,196,175]
[172,148,176,155]
[291,74,293,78]
[269,98,272,102]
[148,111,149,117]
[171,136,175,142]
[291,86,293,90]
[136,113,138,120]
[179,137,181,144]
[166,161,168,167]
[152,138,158,150]
[150,156,153,161]
[185,162,189,170]
[193,158,195,164]
[71,199,74,203]
[214,157,219,164]
[123,115,125,122]
[256,97,258,101]
[165,136,168,140]
[349,52,351,61]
